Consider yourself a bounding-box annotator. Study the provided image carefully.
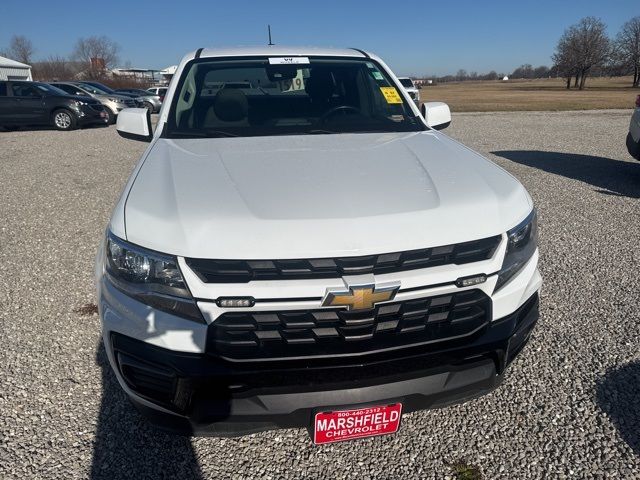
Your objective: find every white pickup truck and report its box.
[97,45,541,443]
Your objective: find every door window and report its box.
[11,84,42,97]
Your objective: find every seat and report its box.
[201,89,249,128]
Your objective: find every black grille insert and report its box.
[187,235,501,284]
[207,289,491,360]
[117,352,176,402]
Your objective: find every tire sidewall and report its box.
[144,102,154,113]
[52,109,77,131]
[105,107,116,124]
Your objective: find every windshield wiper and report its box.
[307,129,340,135]
[169,130,238,138]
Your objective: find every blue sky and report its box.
[1,0,637,76]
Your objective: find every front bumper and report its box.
[96,231,541,436]
[103,290,539,436]
[77,105,109,126]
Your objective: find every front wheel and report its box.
[104,107,116,125]
[143,102,155,113]
[52,109,77,131]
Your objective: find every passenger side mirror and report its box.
[420,102,451,130]
[116,108,153,142]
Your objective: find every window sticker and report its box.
[268,57,310,65]
[380,86,403,104]
[372,71,384,80]
[366,62,376,69]
[279,69,306,92]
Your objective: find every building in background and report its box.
[0,55,32,81]
[112,67,157,81]
[159,65,177,85]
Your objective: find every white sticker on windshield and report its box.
[268,57,310,65]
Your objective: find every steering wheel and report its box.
[319,105,362,122]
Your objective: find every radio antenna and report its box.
[268,25,274,45]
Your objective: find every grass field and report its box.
[419,76,639,112]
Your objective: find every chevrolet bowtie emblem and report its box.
[321,275,401,311]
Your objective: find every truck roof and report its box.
[192,45,370,60]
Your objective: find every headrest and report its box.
[305,69,334,103]
[213,89,248,122]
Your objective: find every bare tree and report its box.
[72,36,120,78]
[511,64,534,79]
[553,29,579,89]
[32,55,84,81]
[534,65,550,78]
[614,16,640,87]
[554,17,610,90]
[1,35,35,64]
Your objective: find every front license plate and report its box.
[313,403,402,445]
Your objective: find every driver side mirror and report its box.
[420,102,451,130]
[116,108,153,142]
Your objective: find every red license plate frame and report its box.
[313,403,403,445]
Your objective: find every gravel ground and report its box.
[1,110,639,479]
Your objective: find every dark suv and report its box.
[0,81,108,131]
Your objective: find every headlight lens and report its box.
[105,232,203,322]
[495,209,538,291]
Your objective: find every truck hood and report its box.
[121,131,532,259]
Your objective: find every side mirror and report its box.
[116,108,153,142]
[420,102,451,130]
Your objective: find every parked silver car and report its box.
[146,86,167,98]
[51,82,136,124]
[115,88,162,113]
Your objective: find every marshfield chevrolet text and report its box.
[96,46,541,443]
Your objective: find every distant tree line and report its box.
[420,15,640,90]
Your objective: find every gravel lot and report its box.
[1,110,639,479]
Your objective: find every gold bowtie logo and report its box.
[322,277,400,311]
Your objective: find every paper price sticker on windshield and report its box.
[380,87,403,104]
[268,57,310,65]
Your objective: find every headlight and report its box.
[495,209,538,291]
[105,232,203,322]
[74,100,89,106]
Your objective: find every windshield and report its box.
[166,57,424,138]
[399,78,414,88]
[81,83,112,95]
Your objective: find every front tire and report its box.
[52,109,77,131]
[105,107,116,125]
[143,102,155,113]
